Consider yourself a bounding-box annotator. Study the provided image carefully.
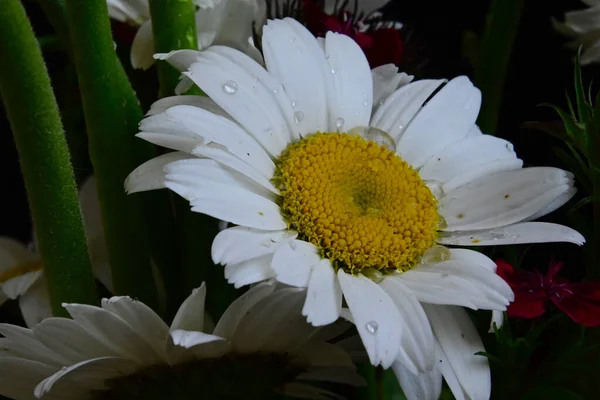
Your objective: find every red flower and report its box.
[302,0,403,68]
[496,260,600,327]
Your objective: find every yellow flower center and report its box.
[275,132,441,274]
[0,260,42,284]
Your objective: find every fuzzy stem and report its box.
[64,0,160,309]
[0,0,97,315]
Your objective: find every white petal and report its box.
[107,0,149,24]
[442,159,524,193]
[2,270,43,300]
[125,152,191,194]
[212,226,297,266]
[423,305,491,400]
[213,281,276,339]
[33,318,121,363]
[419,135,519,184]
[171,283,206,332]
[154,49,200,72]
[523,186,577,221]
[324,31,373,131]
[370,79,445,143]
[0,357,56,400]
[165,180,286,231]
[448,248,497,272]
[437,222,586,246]
[392,361,442,400]
[262,18,329,136]
[397,76,481,168]
[302,259,342,326]
[62,303,163,365]
[169,330,229,359]
[147,95,229,117]
[380,277,435,373]
[414,260,513,309]
[140,104,275,178]
[440,167,575,231]
[34,356,140,399]
[371,64,413,112]
[489,310,504,333]
[337,271,403,368]
[224,254,276,288]
[564,5,600,33]
[231,287,305,352]
[130,20,155,70]
[272,240,320,287]
[186,49,292,156]
[101,296,169,357]
[0,237,37,273]
[396,269,482,309]
[164,156,276,198]
[18,277,53,328]
[0,323,69,367]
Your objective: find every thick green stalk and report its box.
[0,0,97,315]
[474,0,525,135]
[149,0,198,96]
[64,0,160,309]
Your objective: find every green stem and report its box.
[64,0,160,309]
[474,0,525,135]
[149,0,198,97]
[0,0,97,315]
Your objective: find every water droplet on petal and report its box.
[349,126,396,151]
[289,241,297,250]
[293,111,304,124]
[366,321,379,334]
[222,80,238,94]
[363,101,369,107]
[438,215,448,230]
[291,100,296,108]
[426,180,444,199]
[420,245,451,264]
[335,118,345,129]
[505,143,514,151]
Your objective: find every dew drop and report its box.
[291,100,297,108]
[363,101,369,106]
[421,245,451,264]
[426,180,444,199]
[505,143,514,151]
[272,88,278,94]
[349,126,396,151]
[331,68,337,74]
[289,241,297,250]
[366,321,379,334]
[438,216,448,230]
[222,80,238,94]
[293,111,305,124]
[335,117,345,129]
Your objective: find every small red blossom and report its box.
[302,0,403,68]
[496,260,600,327]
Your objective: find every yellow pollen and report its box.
[274,132,440,274]
[0,260,43,284]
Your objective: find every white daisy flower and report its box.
[554,0,600,64]
[125,18,584,400]
[0,281,360,400]
[0,177,112,327]
[107,0,266,71]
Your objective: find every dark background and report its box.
[0,0,595,399]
